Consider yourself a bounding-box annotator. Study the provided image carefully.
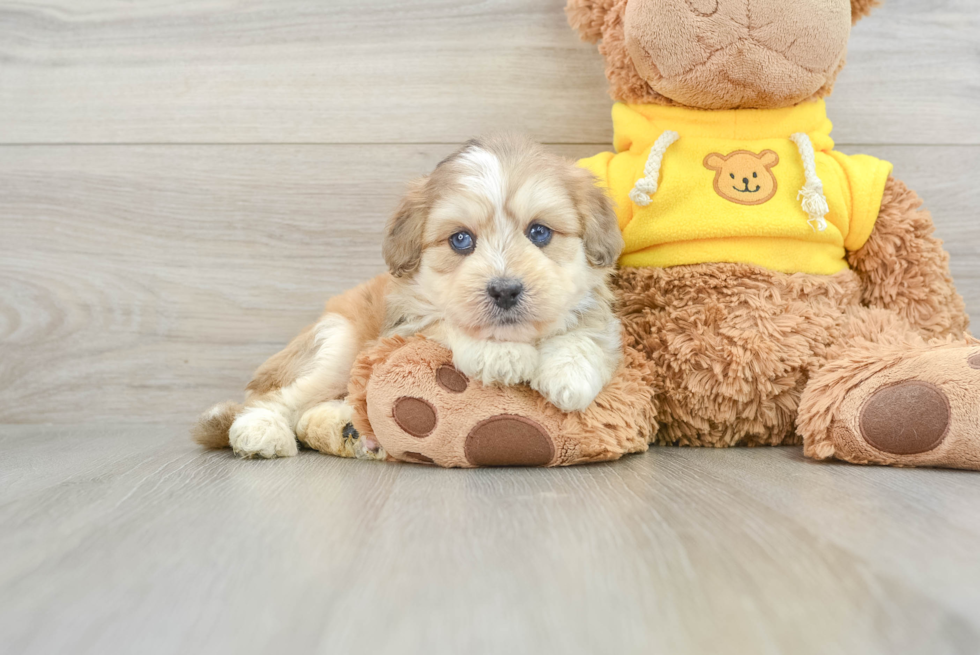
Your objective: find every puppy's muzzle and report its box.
[487,278,524,311]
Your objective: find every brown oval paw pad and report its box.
[436,365,468,393]
[968,352,980,369]
[859,380,951,455]
[393,397,437,437]
[464,415,555,467]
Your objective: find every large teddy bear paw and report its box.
[346,336,657,468]
[800,344,980,470]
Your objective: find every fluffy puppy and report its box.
[194,135,625,459]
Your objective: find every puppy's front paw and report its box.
[532,358,606,413]
[228,408,298,459]
[454,341,539,387]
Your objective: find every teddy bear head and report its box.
[567,0,881,110]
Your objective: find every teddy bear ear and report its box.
[565,0,619,43]
[851,0,882,23]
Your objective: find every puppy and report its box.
[194,135,625,459]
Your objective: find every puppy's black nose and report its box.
[487,278,524,310]
[742,177,750,185]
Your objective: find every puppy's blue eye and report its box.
[449,230,475,254]
[526,223,553,247]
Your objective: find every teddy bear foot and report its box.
[347,337,656,468]
[362,346,565,467]
[801,345,980,470]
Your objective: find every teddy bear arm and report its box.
[846,175,970,341]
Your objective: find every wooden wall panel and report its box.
[1,144,977,423]
[0,0,977,145]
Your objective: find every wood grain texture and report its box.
[1,144,978,424]
[2,424,980,655]
[0,0,978,145]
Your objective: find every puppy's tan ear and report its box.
[569,167,623,268]
[383,178,428,278]
[565,0,619,43]
[851,0,881,23]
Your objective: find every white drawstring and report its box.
[631,130,830,232]
[790,133,830,232]
[629,130,680,207]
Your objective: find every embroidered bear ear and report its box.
[565,0,620,43]
[851,0,882,23]
[703,153,727,171]
[759,150,780,168]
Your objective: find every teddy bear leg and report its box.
[798,335,980,471]
[348,338,654,467]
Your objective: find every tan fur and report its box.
[192,401,243,449]
[193,135,625,456]
[324,274,392,351]
[383,179,429,278]
[244,325,318,397]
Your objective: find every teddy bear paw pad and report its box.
[464,415,555,467]
[819,346,980,470]
[362,339,565,467]
[392,397,437,437]
[859,381,950,455]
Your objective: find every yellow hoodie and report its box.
[579,100,893,275]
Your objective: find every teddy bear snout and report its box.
[624,0,852,109]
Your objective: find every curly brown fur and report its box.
[565,0,620,43]
[847,177,969,341]
[614,264,864,447]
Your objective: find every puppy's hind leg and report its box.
[212,275,390,459]
[230,314,361,459]
[297,400,386,460]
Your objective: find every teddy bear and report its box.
[343,0,980,470]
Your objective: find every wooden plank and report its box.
[1,425,979,655]
[1,143,977,424]
[0,0,977,145]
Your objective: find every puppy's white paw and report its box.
[228,408,298,459]
[454,341,539,387]
[531,361,605,412]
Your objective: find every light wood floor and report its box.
[3,425,980,655]
[1,1,980,653]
